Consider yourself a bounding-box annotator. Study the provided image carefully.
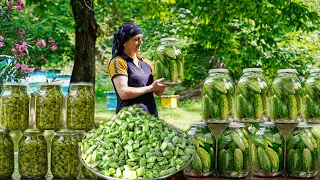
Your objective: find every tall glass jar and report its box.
[252,122,284,177]
[184,122,216,177]
[51,130,81,179]
[201,69,235,123]
[236,68,268,122]
[67,83,94,130]
[0,83,29,130]
[36,83,63,130]
[19,129,47,178]
[154,38,184,84]
[286,122,319,178]
[270,69,302,123]
[217,122,250,178]
[0,130,14,178]
[304,69,320,122]
[81,164,97,179]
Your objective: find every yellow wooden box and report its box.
[161,95,178,108]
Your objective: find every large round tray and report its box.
[79,122,195,180]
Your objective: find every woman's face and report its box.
[124,34,143,54]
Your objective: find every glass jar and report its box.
[286,122,319,178]
[236,68,268,122]
[201,69,235,123]
[252,122,284,177]
[0,83,29,130]
[217,122,250,178]
[36,83,63,130]
[19,129,47,178]
[51,130,81,179]
[184,122,216,177]
[0,130,14,178]
[67,83,94,130]
[304,69,320,122]
[154,38,184,84]
[270,69,302,123]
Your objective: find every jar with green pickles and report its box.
[236,68,268,122]
[0,130,14,178]
[184,122,215,177]
[286,122,319,178]
[154,38,184,84]
[36,83,63,130]
[252,122,284,177]
[51,130,81,179]
[19,129,47,178]
[0,83,29,130]
[304,69,320,122]
[67,83,94,130]
[201,69,235,123]
[270,69,302,123]
[217,122,250,178]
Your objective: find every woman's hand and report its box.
[152,78,166,96]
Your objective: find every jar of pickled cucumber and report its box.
[51,130,81,179]
[154,38,184,85]
[36,83,63,130]
[270,69,302,123]
[286,122,319,178]
[236,68,268,122]
[0,83,29,130]
[19,129,47,178]
[0,130,14,178]
[184,122,215,177]
[252,122,284,177]
[201,68,235,123]
[304,69,320,122]
[67,82,94,130]
[217,122,250,178]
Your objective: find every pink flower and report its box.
[15,63,21,68]
[19,28,25,35]
[17,0,23,6]
[28,68,33,73]
[11,48,16,53]
[0,36,3,41]
[48,37,53,41]
[36,39,46,48]
[21,64,29,72]
[20,2,26,9]
[7,1,14,7]
[27,56,30,60]
[41,55,48,63]
[34,67,41,71]
[50,43,58,51]
[0,42,5,47]
[16,6,22,12]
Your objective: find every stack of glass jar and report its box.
[0,82,95,179]
[187,68,320,178]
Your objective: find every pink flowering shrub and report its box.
[0,0,58,83]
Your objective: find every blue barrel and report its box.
[27,71,47,94]
[106,91,117,110]
[47,69,61,80]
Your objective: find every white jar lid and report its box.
[191,122,207,127]
[70,82,93,86]
[277,69,297,74]
[310,69,320,73]
[228,122,245,127]
[296,122,313,127]
[209,68,229,73]
[243,68,263,73]
[260,121,276,127]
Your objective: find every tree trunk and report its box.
[70,0,98,84]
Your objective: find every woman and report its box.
[108,22,166,116]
